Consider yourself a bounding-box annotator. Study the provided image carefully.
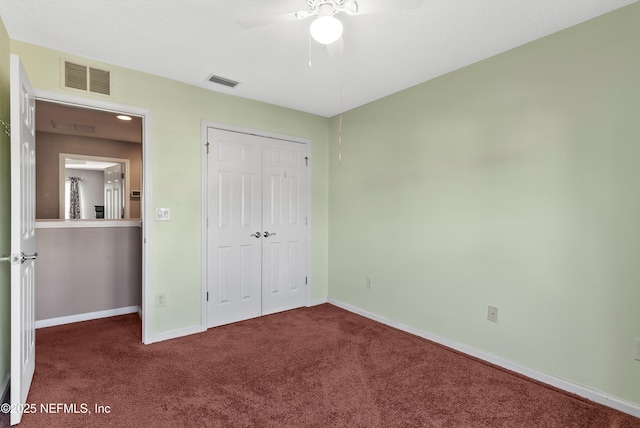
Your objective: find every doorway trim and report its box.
[200,120,312,329]
[34,89,153,344]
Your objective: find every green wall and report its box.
[328,3,640,405]
[0,17,11,395]
[2,2,639,410]
[9,40,330,336]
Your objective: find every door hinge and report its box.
[305,276,308,285]
[305,156,309,166]
[0,254,20,265]
[206,142,210,155]
[206,291,209,302]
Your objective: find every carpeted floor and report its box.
[2,304,639,427]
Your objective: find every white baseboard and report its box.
[1,372,9,403]
[35,306,139,329]
[328,298,640,419]
[154,299,328,345]
[308,297,328,307]
[151,325,206,344]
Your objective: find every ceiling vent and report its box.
[51,120,95,134]
[207,74,239,88]
[63,60,112,96]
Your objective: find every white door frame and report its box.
[200,120,312,329]
[34,89,153,344]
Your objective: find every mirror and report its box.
[59,154,132,220]
[35,99,143,220]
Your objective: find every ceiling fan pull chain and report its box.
[338,35,343,167]
[308,32,313,67]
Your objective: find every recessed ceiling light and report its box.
[117,115,132,121]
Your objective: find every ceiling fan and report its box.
[238,0,424,45]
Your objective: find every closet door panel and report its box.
[207,129,263,327]
[262,139,308,315]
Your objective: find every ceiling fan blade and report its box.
[352,0,424,15]
[237,11,303,29]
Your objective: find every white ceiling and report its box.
[65,159,119,171]
[0,0,636,118]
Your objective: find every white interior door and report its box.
[10,54,37,426]
[206,127,309,328]
[104,163,123,219]
[261,139,308,315]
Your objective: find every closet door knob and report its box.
[263,231,277,238]
[250,232,261,239]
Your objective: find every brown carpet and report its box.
[2,304,639,427]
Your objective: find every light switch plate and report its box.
[156,208,170,221]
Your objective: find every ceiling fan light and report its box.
[310,15,343,45]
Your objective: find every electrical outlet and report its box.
[635,338,640,361]
[365,277,372,289]
[487,306,498,322]
[156,294,166,307]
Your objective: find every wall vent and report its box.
[63,60,112,96]
[65,62,88,91]
[89,67,111,95]
[207,74,239,88]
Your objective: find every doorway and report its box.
[204,124,311,328]
[33,91,152,344]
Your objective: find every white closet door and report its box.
[207,127,309,327]
[207,128,263,327]
[261,139,308,315]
